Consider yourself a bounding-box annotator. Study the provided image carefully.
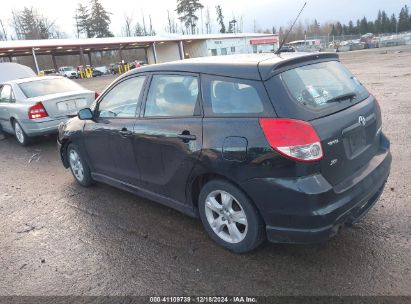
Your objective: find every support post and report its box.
[144,48,149,64]
[51,54,58,71]
[152,42,158,64]
[119,46,123,63]
[32,48,40,74]
[79,48,86,68]
[178,41,184,60]
[88,52,92,66]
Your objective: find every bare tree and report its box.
[141,11,147,36]
[123,13,133,37]
[166,10,178,33]
[0,19,8,40]
[149,14,154,35]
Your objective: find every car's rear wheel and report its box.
[198,179,265,253]
[13,121,30,146]
[67,143,93,187]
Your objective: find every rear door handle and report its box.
[119,128,133,137]
[177,133,196,142]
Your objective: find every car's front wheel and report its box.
[13,121,30,146]
[67,143,93,187]
[198,180,265,253]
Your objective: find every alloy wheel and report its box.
[14,123,25,144]
[204,190,248,244]
[69,149,84,182]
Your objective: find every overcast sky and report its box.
[0,0,409,38]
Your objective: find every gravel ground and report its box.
[0,46,410,296]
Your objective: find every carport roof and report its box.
[0,33,278,58]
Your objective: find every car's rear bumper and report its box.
[241,133,391,244]
[20,117,67,137]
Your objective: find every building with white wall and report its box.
[0,33,280,73]
[146,33,280,63]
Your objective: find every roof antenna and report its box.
[275,2,307,55]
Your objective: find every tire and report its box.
[13,121,30,146]
[67,143,93,187]
[198,179,265,253]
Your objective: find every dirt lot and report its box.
[0,46,410,296]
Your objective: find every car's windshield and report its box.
[19,78,83,98]
[62,67,74,71]
[281,61,368,109]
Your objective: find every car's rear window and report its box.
[280,61,368,111]
[19,78,83,98]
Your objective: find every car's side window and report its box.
[97,76,146,118]
[0,85,12,103]
[202,75,269,116]
[144,75,199,117]
[204,77,265,115]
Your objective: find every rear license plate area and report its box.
[57,99,87,112]
[343,128,366,159]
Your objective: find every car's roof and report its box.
[8,76,64,84]
[0,62,37,83]
[130,52,339,81]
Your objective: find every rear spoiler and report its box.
[259,53,339,81]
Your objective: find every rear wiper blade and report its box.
[325,92,356,103]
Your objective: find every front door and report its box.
[83,75,147,184]
[134,73,203,204]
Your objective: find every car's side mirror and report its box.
[78,108,94,120]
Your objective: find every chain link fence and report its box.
[290,32,411,52]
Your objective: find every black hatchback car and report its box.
[58,53,391,253]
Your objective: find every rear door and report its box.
[133,73,203,203]
[83,75,147,184]
[266,60,382,186]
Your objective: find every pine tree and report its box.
[134,22,144,36]
[330,24,336,36]
[398,5,410,32]
[216,5,225,33]
[228,18,237,33]
[390,13,397,33]
[375,10,382,33]
[359,17,368,34]
[311,19,320,36]
[381,11,389,33]
[348,21,355,34]
[176,0,204,34]
[75,3,92,38]
[89,0,113,38]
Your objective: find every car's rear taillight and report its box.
[259,118,323,162]
[95,92,100,99]
[28,102,48,120]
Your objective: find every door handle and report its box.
[177,133,196,142]
[119,128,133,137]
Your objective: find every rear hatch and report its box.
[265,59,382,186]
[310,96,381,186]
